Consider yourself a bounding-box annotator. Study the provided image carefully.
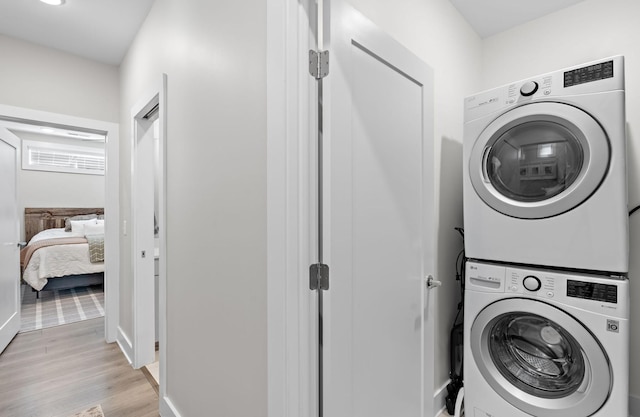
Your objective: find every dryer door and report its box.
[470,298,611,417]
[469,102,610,219]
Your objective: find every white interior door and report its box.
[132,99,158,369]
[0,127,21,354]
[323,2,436,416]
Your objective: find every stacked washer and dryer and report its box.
[462,56,630,417]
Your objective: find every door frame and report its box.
[0,103,119,343]
[267,0,316,416]
[128,74,167,374]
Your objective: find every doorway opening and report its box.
[128,75,167,398]
[5,121,107,333]
[0,104,119,353]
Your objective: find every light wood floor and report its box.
[0,317,159,417]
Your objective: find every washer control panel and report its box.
[466,261,629,317]
[523,275,541,292]
[466,262,505,293]
[567,279,618,303]
[507,269,556,298]
[520,81,539,96]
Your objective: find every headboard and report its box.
[24,208,104,243]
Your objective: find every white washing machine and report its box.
[464,260,629,417]
[463,56,628,274]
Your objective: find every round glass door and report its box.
[469,102,610,219]
[471,299,611,417]
[489,313,585,398]
[487,121,584,203]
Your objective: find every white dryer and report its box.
[463,56,628,274]
[464,260,629,417]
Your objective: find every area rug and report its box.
[20,284,104,333]
[69,404,104,417]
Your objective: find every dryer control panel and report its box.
[463,55,624,123]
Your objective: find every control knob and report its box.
[523,275,541,292]
[520,81,539,96]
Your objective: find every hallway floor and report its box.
[0,317,159,417]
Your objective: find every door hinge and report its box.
[309,50,329,79]
[310,263,330,290]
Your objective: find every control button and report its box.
[546,291,554,298]
[520,81,539,96]
[523,275,542,292]
[510,285,518,292]
[544,89,551,95]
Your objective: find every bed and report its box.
[20,208,105,296]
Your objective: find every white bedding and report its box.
[22,228,104,291]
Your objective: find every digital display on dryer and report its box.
[564,60,613,87]
[567,280,617,303]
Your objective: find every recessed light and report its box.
[40,0,66,6]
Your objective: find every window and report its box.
[22,140,105,175]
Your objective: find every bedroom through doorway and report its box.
[0,105,119,347]
[7,122,107,333]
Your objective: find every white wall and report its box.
[119,0,267,415]
[0,35,119,123]
[481,0,640,401]
[345,0,482,394]
[0,34,117,241]
[10,130,105,241]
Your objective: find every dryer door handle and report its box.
[481,146,492,183]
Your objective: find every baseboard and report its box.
[160,396,181,417]
[434,380,450,416]
[154,383,639,417]
[116,325,133,365]
[0,311,19,354]
[630,394,640,417]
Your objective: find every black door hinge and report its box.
[309,263,329,290]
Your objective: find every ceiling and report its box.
[0,0,586,66]
[0,0,155,66]
[449,0,587,38]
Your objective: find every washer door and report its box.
[471,298,611,417]
[469,102,610,219]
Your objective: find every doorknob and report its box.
[426,275,442,289]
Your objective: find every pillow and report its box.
[84,223,105,236]
[96,219,105,226]
[70,219,97,236]
[65,214,98,231]
[97,214,105,220]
